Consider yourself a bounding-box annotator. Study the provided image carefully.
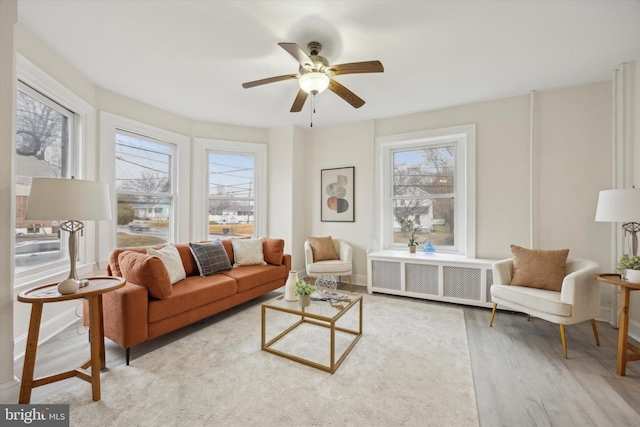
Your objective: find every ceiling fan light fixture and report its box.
[299,72,329,94]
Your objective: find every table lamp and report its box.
[25,177,111,294]
[595,188,640,256]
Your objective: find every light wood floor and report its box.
[14,284,640,426]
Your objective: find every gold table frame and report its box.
[261,291,363,374]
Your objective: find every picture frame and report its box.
[321,166,355,222]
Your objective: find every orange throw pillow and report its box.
[510,245,569,292]
[263,238,284,266]
[307,236,339,262]
[118,251,173,299]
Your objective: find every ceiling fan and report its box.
[242,41,384,113]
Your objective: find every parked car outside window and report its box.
[15,240,62,267]
[128,220,151,232]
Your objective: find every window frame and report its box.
[14,55,96,289]
[99,112,190,262]
[193,138,266,239]
[375,125,476,257]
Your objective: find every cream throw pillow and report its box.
[510,244,569,292]
[307,236,340,262]
[231,238,267,267]
[147,242,187,285]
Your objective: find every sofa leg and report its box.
[559,324,568,359]
[591,319,600,346]
[489,303,497,327]
[126,348,130,366]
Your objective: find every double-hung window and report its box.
[15,81,75,275]
[377,125,476,256]
[114,131,175,248]
[193,138,266,240]
[208,152,255,238]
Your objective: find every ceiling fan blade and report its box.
[290,89,308,112]
[328,79,365,109]
[278,42,313,68]
[327,60,384,76]
[242,74,298,89]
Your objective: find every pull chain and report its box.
[310,90,319,128]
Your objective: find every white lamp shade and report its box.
[595,188,640,222]
[299,72,330,94]
[25,177,112,221]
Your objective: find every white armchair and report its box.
[304,238,353,291]
[490,257,601,358]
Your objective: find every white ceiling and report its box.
[17,0,640,129]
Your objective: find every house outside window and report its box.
[14,81,74,274]
[208,152,255,238]
[377,125,476,256]
[115,131,175,248]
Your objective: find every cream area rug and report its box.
[49,294,479,427]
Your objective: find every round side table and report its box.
[17,276,125,404]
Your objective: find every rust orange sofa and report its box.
[84,238,290,364]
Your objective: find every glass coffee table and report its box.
[261,290,363,374]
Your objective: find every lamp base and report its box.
[622,222,640,256]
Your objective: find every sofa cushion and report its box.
[263,238,285,266]
[147,243,187,285]
[189,241,232,276]
[510,245,569,291]
[307,260,351,275]
[148,274,237,323]
[231,238,267,267]
[118,251,173,300]
[220,264,288,293]
[307,236,339,262]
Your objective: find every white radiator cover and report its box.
[367,251,496,308]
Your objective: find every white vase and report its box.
[285,270,299,301]
[626,269,640,283]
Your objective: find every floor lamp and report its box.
[25,177,111,294]
[595,188,640,256]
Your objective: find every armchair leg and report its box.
[348,275,353,292]
[591,319,600,346]
[489,303,497,327]
[559,324,568,358]
[527,314,531,321]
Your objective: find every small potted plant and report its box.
[399,218,420,253]
[295,279,315,307]
[617,254,640,282]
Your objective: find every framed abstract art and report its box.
[321,166,355,222]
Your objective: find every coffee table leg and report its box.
[261,305,266,349]
[19,302,43,404]
[618,286,631,376]
[330,320,336,373]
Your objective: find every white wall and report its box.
[268,126,308,273]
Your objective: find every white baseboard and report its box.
[13,307,81,361]
[0,377,20,404]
